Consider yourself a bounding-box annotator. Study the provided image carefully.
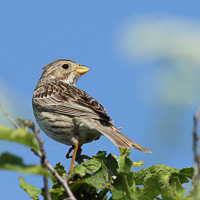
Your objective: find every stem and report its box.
[33,130,76,200]
[192,107,200,200]
[122,174,132,199]
[34,130,52,200]
[43,176,52,200]
[0,102,18,128]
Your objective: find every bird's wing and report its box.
[33,80,152,153]
[33,81,112,122]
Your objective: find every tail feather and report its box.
[97,125,152,153]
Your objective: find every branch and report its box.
[192,107,200,200]
[34,130,52,200]
[33,130,76,200]
[0,101,18,129]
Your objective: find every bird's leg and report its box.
[77,145,82,155]
[76,145,84,164]
[69,141,79,172]
[66,146,74,159]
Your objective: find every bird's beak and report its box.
[75,66,91,75]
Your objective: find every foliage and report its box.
[0,152,48,176]
[0,119,48,176]
[19,177,41,200]
[48,150,193,200]
[0,113,195,199]
[0,124,38,151]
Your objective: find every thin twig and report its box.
[0,101,18,128]
[192,107,200,200]
[33,130,76,200]
[43,176,51,200]
[46,160,76,200]
[34,130,52,200]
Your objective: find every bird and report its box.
[32,59,151,171]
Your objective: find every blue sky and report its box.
[1,1,200,199]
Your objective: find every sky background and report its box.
[1,1,200,199]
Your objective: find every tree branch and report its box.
[33,129,76,200]
[34,130,52,200]
[193,107,200,199]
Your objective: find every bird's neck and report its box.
[35,77,78,91]
[62,77,77,86]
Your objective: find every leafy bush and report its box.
[0,109,195,199]
[49,151,193,200]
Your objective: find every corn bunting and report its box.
[32,59,151,171]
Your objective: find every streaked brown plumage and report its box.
[32,59,151,170]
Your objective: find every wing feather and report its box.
[33,79,151,153]
[33,80,112,122]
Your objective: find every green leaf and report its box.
[119,147,130,156]
[69,155,108,191]
[50,188,67,200]
[169,176,185,198]
[133,168,149,185]
[54,162,66,175]
[51,162,66,188]
[0,152,49,176]
[111,172,137,200]
[132,161,144,167]
[19,176,41,200]
[49,150,193,200]
[69,152,111,198]
[179,167,194,180]
[104,154,119,179]
[84,167,109,189]
[0,125,38,151]
[93,151,107,162]
[110,150,138,200]
[137,165,187,199]
[117,155,133,173]
[73,157,102,176]
[141,165,173,198]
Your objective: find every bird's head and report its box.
[39,59,91,86]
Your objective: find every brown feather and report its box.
[32,59,151,153]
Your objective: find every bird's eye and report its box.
[62,64,69,69]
